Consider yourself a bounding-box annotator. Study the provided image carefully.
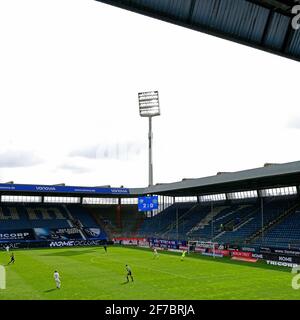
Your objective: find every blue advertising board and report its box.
[138,196,158,211]
[0,183,129,195]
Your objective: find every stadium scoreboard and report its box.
[138,196,158,211]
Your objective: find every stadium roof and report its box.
[1,162,300,198]
[96,0,300,62]
[136,160,300,196]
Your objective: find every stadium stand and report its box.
[2,197,300,249]
[86,204,143,236]
[252,206,300,248]
[1,198,300,249]
[0,204,107,240]
[215,199,296,244]
[0,205,70,229]
[137,202,198,238]
[65,205,100,228]
[133,197,300,247]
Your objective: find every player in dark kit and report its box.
[104,245,107,253]
[125,265,134,283]
[8,253,15,265]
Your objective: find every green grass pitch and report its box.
[0,246,299,300]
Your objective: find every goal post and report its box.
[188,240,219,257]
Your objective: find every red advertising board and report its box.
[214,249,230,256]
[232,251,253,258]
[179,246,188,251]
[231,256,258,263]
[113,237,149,246]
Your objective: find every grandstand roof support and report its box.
[187,0,197,25]
[281,22,296,53]
[261,9,275,45]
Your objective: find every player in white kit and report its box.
[54,270,61,289]
[153,247,159,259]
[5,245,9,252]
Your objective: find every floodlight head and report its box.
[138,91,160,117]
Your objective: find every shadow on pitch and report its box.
[43,288,57,293]
[41,249,97,257]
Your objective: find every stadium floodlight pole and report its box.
[138,91,160,187]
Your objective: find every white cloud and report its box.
[0,149,43,168]
[69,141,145,160]
[58,163,92,174]
[287,115,300,129]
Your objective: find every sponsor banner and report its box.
[179,246,188,251]
[1,242,24,250]
[114,237,147,242]
[269,248,300,257]
[34,228,83,240]
[149,238,187,250]
[232,251,253,258]
[137,239,150,247]
[260,246,300,257]
[274,249,300,257]
[195,241,216,249]
[49,240,104,247]
[84,228,106,240]
[202,252,223,258]
[1,241,49,249]
[231,256,257,263]
[214,249,230,257]
[0,183,129,195]
[0,229,35,241]
[195,247,206,253]
[153,246,165,251]
[260,246,272,253]
[241,247,257,253]
[266,260,299,268]
[113,237,149,246]
[263,253,300,264]
[168,249,183,253]
[228,246,239,251]
[0,239,107,249]
[252,253,264,259]
[139,244,150,248]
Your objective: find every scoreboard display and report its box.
[138,196,158,211]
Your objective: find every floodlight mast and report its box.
[138,91,160,187]
[148,116,153,187]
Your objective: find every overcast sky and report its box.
[0,0,300,188]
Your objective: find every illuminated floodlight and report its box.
[138,91,160,117]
